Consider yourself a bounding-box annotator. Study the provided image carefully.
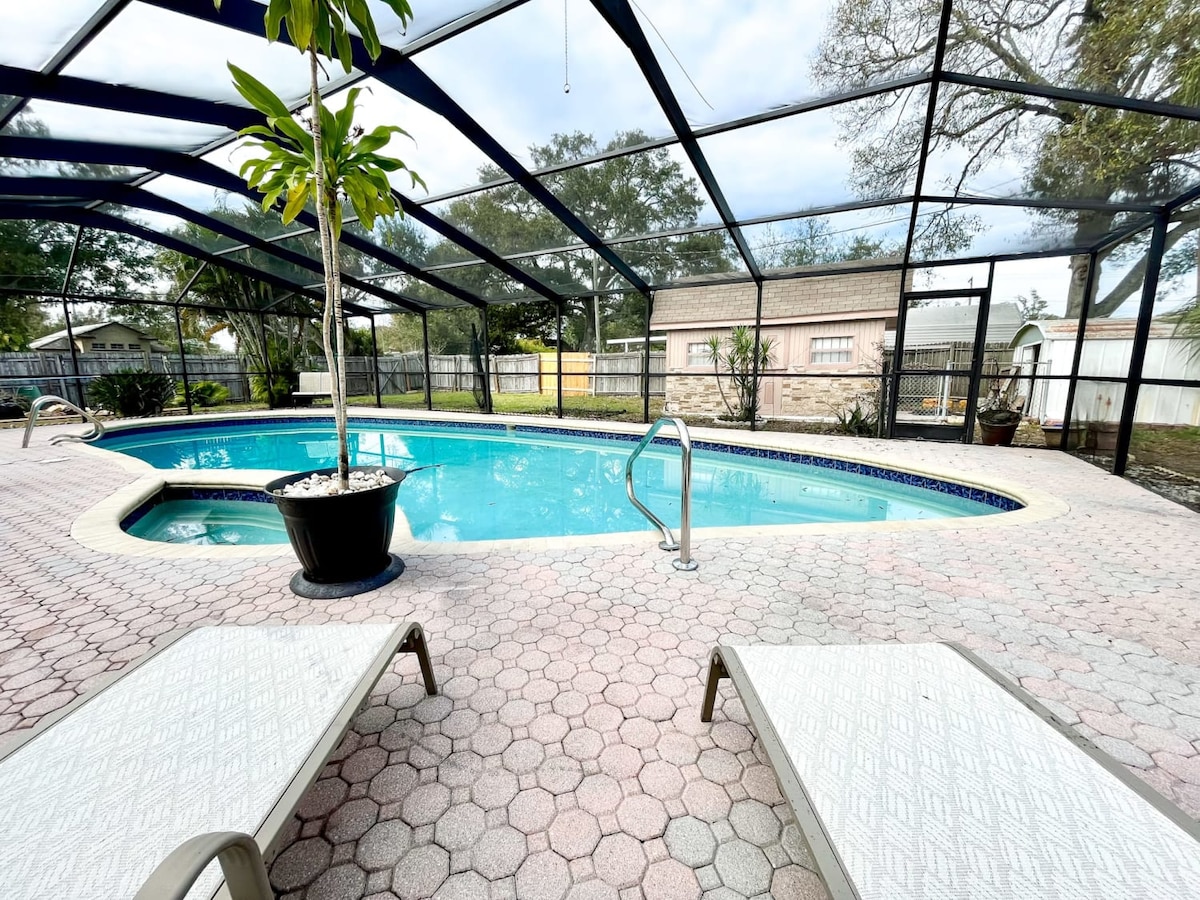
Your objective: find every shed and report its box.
[1012,319,1200,426]
[883,301,1024,349]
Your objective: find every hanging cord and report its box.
[563,0,571,93]
[629,0,713,111]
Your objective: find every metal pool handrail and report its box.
[21,395,106,448]
[625,416,698,571]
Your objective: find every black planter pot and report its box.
[266,465,408,598]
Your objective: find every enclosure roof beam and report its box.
[0,64,262,132]
[0,175,426,314]
[0,284,317,320]
[0,201,347,309]
[149,0,650,296]
[941,72,1200,124]
[591,0,762,281]
[0,0,132,130]
[0,135,491,309]
[919,194,1162,215]
[136,0,563,305]
[417,73,931,210]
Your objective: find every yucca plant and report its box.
[214,0,423,491]
[706,325,776,422]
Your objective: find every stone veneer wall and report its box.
[666,374,881,419]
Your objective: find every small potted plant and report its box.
[976,372,1021,446]
[1040,418,1083,450]
[215,0,423,598]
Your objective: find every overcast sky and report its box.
[4,0,1177,320]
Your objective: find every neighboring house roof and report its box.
[1011,318,1180,348]
[884,302,1023,348]
[29,321,163,351]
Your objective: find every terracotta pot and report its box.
[978,419,1019,447]
[1086,423,1119,453]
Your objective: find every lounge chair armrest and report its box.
[133,832,272,900]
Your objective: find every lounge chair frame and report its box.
[0,622,437,900]
[702,641,1200,900]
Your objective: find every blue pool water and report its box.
[99,418,1017,542]
[127,498,286,545]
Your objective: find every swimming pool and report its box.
[97,417,1020,543]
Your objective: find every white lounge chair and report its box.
[292,371,334,404]
[703,642,1200,899]
[0,623,437,900]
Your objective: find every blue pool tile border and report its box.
[101,415,1022,513]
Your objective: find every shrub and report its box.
[832,398,878,436]
[183,380,231,407]
[87,370,176,417]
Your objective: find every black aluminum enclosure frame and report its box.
[0,0,1196,471]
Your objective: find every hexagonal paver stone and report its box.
[664,816,717,868]
[711,721,754,754]
[357,819,414,871]
[402,782,452,827]
[529,712,570,744]
[576,773,622,815]
[434,802,486,851]
[515,850,570,900]
[471,768,519,810]
[307,863,367,900]
[638,760,685,801]
[298,778,348,820]
[392,843,450,900]
[714,840,772,896]
[509,787,556,833]
[616,794,668,840]
[740,765,784,805]
[472,825,527,880]
[441,709,481,740]
[562,727,604,761]
[270,837,331,892]
[728,799,782,847]
[681,781,732,823]
[381,719,423,753]
[656,732,700,767]
[471,722,513,757]
[326,797,380,843]
[697,748,741,785]
[344,746,390,783]
[597,744,643,779]
[642,859,702,900]
[370,763,420,805]
[592,833,647,889]
[771,864,826,899]
[432,870,489,900]
[503,738,546,774]
[548,808,601,859]
[355,704,397,735]
[413,695,454,725]
[536,755,584,794]
[439,751,484,788]
[565,881,618,900]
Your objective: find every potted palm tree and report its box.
[215,0,423,597]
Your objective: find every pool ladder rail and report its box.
[625,416,698,571]
[21,395,106,448]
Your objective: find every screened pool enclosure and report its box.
[1,0,1199,483]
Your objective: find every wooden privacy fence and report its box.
[1,350,669,403]
[0,352,253,402]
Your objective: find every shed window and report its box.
[91,343,105,350]
[108,342,124,350]
[128,343,141,350]
[687,341,711,367]
[811,336,852,364]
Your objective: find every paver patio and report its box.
[3,420,1200,900]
